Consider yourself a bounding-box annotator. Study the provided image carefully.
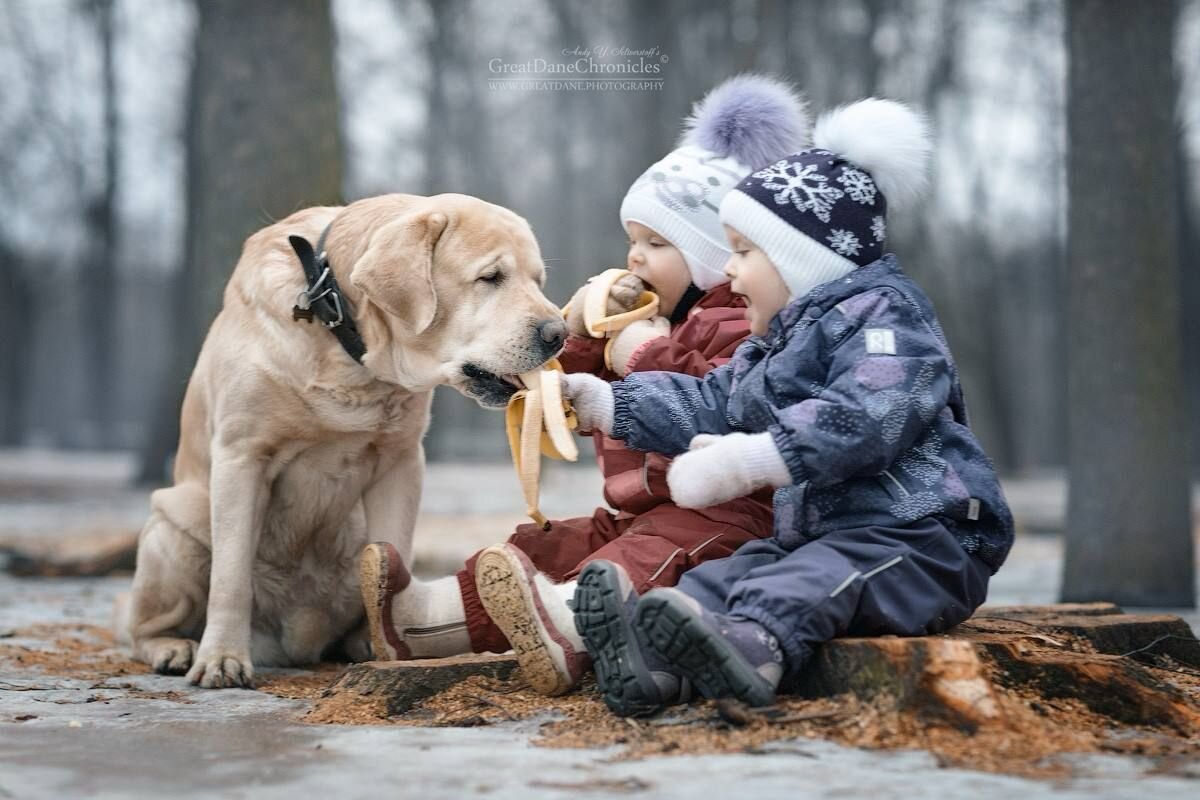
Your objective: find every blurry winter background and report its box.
[0,0,1196,598]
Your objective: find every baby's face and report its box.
[723,225,791,337]
[625,221,692,315]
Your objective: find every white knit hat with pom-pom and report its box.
[620,74,809,290]
[719,98,932,298]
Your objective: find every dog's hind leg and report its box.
[139,635,199,674]
[125,507,209,674]
[326,616,372,663]
[278,606,334,666]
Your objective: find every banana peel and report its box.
[582,268,660,338]
[560,268,659,338]
[506,359,578,529]
[511,271,657,528]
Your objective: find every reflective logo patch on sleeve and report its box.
[968,498,981,520]
[864,328,896,355]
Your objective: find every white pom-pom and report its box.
[812,98,932,212]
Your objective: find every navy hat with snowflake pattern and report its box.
[719,98,932,299]
[620,75,810,290]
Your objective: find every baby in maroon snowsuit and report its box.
[359,74,810,695]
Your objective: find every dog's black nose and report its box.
[537,319,567,353]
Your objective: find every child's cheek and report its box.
[748,309,767,337]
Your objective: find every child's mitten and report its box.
[667,432,792,508]
[564,273,647,337]
[559,373,615,434]
[607,316,670,375]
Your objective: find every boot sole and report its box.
[359,542,403,661]
[573,562,664,717]
[635,590,776,707]
[475,547,577,696]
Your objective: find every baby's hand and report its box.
[564,273,648,337]
[667,433,792,508]
[608,316,670,375]
[607,273,646,315]
[559,372,615,435]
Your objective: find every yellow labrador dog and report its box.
[117,193,564,688]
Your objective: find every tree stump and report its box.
[323,653,520,716]
[1,530,138,577]
[791,602,1200,733]
[306,604,1199,773]
[320,603,1199,736]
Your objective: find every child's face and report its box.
[625,221,692,315]
[723,225,791,337]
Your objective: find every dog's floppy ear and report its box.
[350,211,449,336]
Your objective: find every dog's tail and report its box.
[113,592,192,646]
[111,591,134,646]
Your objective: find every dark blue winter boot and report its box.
[573,561,692,717]
[634,588,783,707]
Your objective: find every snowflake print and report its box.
[837,167,877,205]
[871,215,886,243]
[827,229,861,257]
[752,160,844,222]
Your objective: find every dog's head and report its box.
[347,194,565,407]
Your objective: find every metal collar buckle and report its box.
[292,256,344,328]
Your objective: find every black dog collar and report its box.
[288,225,367,364]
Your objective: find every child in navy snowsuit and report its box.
[560,99,1014,715]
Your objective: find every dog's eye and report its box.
[477,271,504,285]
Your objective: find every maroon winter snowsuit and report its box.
[457,283,775,653]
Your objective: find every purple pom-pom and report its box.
[680,74,810,167]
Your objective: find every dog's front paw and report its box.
[186,643,255,689]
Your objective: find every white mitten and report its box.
[560,373,615,435]
[667,432,792,508]
[564,284,592,337]
[608,316,670,375]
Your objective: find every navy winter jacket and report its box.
[610,254,1014,573]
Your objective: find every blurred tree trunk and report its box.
[422,0,476,460]
[81,0,118,448]
[1177,118,1200,480]
[1062,0,1193,606]
[0,243,31,445]
[137,0,342,484]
